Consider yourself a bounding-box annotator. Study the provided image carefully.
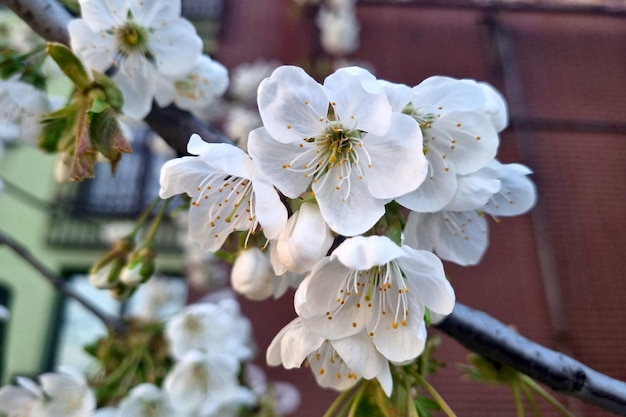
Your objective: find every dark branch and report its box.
[0,228,127,334]
[6,0,626,414]
[1,0,71,44]
[436,303,626,415]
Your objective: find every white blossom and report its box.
[155,54,229,114]
[249,65,426,236]
[159,134,287,252]
[382,77,501,213]
[68,0,202,119]
[295,235,454,364]
[267,318,393,396]
[116,384,174,417]
[316,6,360,56]
[404,160,536,266]
[0,76,49,145]
[165,298,253,361]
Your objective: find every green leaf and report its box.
[38,104,78,152]
[415,397,442,417]
[89,107,132,169]
[46,42,90,90]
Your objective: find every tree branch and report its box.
[0,228,127,334]
[435,303,626,415]
[1,0,71,44]
[6,0,626,414]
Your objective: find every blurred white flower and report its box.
[155,55,229,114]
[68,0,202,119]
[39,367,95,417]
[165,298,253,361]
[230,60,280,104]
[116,384,174,417]
[0,76,49,145]
[223,105,262,151]
[0,377,46,417]
[316,6,360,56]
[164,350,244,415]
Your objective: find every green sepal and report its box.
[46,42,90,90]
[92,70,124,112]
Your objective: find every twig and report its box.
[0,228,127,333]
[435,303,626,415]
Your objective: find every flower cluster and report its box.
[0,297,298,417]
[160,64,537,395]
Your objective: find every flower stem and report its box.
[128,197,162,240]
[322,383,359,417]
[347,382,368,417]
[141,197,171,247]
[512,382,526,417]
[520,378,542,417]
[412,371,457,417]
[521,375,576,417]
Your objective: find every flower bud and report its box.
[120,247,156,286]
[276,203,334,274]
[89,237,133,289]
[231,247,274,301]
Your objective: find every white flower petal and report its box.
[369,287,425,363]
[482,161,537,216]
[251,179,288,240]
[149,19,202,77]
[130,0,180,26]
[411,76,485,113]
[363,113,426,199]
[78,0,128,31]
[266,318,324,368]
[257,66,328,143]
[313,167,387,236]
[324,66,392,136]
[275,203,333,274]
[427,111,499,175]
[231,247,274,301]
[331,332,386,380]
[307,341,361,392]
[398,247,455,315]
[114,58,157,119]
[68,19,116,73]
[396,154,457,213]
[444,170,500,212]
[379,79,412,112]
[248,127,312,198]
[332,235,405,270]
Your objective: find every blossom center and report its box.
[284,119,371,202]
[115,21,150,57]
[329,261,410,335]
